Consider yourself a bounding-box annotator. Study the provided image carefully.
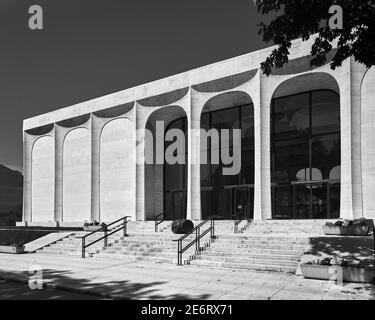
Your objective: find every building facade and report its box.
[19,37,375,227]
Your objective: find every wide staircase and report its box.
[188,220,326,273]
[37,219,329,274]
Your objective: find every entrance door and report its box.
[291,180,339,219]
[227,185,254,220]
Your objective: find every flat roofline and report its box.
[24,36,319,130]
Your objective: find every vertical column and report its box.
[253,71,263,220]
[91,115,101,222]
[22,133,33,224]
[338,60,354,219]
[136,103,146,221]
[190,90,202,221]
[258,74,273,220]
[350,60,366,219]
[54,125,64,223]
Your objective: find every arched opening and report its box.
[200,91,254,220]
[63,128,91,222]
[100,118,135,222]
[144,106,188,220]
[31,136,54,222]
[271,73,341,219]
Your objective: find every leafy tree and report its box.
[255,0,375,75]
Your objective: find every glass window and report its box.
[200,104,254,220]
[273,93,310,140]
[271,90,340,220]
[312,91,340,135]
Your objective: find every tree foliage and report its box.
[256,0,375,75]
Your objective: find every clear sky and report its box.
[0,0,271,172]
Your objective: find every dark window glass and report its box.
[271,90,340,220]
[273,93,310,140]
[312,91,340,135]
[200,104,254,220]
[164,117,187,220]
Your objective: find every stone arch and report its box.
[200,91,254,220]
[62,128,91,222]
[31,136,54,222]
[99,118,135,222]
[270,72,341,219]
[144,106,188,220]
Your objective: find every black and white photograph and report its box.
[0,0,374,307]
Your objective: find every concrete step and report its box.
[193,255,298,267]
[198,251,301,261]
[203,247,305,255]
[188,259,297,273]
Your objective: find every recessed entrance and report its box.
[271,83,341,219]
[200,92,254,220]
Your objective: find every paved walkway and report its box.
[0,280,102,300]
[0,253,374,300]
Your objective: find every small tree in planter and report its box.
[83,220,107,232]
[323,219,370,236]
[301,257,374,283]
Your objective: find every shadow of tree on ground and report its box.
[0,269,211,300]
[305,236,374,267]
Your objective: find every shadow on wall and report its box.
[305,236,375,268]
[0,269,212,300]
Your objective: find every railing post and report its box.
[214,219,216,238]
[82,237,85,258]
[178,241,181,266]
[123,219,127,237]
[195,229,199,253]
[104,229,108,247]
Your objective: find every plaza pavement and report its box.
[0,253,374,300]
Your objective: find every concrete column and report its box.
[54,125,65,223]
[136,103,147,221]
[258,74,273,220]
[350,60,367,219]
[253,70,263,220]
[185,90,192,221]
[190,90,202,221]
[338,59,354,219]
[91,115,103,222]
[22,133,34,223]
[360,66,375,219]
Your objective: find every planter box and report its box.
[83,225,105,232]
[301,264,374,283]
[0,245,25,254]
[323,225,370,236]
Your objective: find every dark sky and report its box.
[0,0,271,172]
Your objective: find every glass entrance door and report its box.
[290,180,339,219]
[226,185,254,220]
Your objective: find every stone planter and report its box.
[83,225,105,232]
[300,264,374,283]
[0,245,25,254]
[322,225,370,236]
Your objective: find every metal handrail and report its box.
[173,216,219,266]
[155,211,165,232]
[80,216,131,258]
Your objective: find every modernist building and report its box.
[19,37,375,227]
